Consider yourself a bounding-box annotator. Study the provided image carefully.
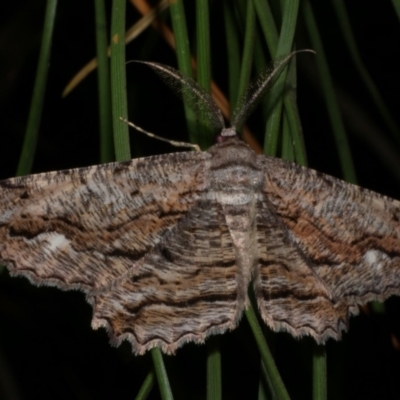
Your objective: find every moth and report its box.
[1,56,400,355]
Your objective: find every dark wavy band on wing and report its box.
[0,152,210,293]
[91,199,242,355]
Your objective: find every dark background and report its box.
[1,1,400,399]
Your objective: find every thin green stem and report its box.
[391,0,400,20]
[196,0,213,148]
[206,336,222,400]
[110,0,130,161]
[252,0,278,55]
[134,370,155,400]
[195,2,221,395]
[254,0,307,165]
[223,2,241,115]
[331,0,400,143]
[281,112,294,162]
[261,0,300,158]
[236,0,256,116]
[16,0,58,176]
[151,348,174,400]
[285,51,307,164]
[312,345,327,400]
[111,4,173,399]
[94,0,113,163]
[245,305,290,400]
[169,0,197,144]
[302,0,356,183]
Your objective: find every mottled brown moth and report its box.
[1,56,400,355]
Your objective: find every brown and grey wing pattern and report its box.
[259,155,400,342]
[0,151,210,293]
[254,198,353,343]
[90,199,240,354]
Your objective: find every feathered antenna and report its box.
[230,50,315,133]
[130,61,226,133]
[129,50,314,140]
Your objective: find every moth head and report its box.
[220,127,237,138]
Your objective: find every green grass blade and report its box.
[110,0,130,161]
[236,0,256,114]
[245,304,290,400]
[16,0,58,176]
[196,0,213,148]
[207,336,222,400]
[195,0,211,92]
[331,0,400,143]
[169,0,191,76]
[258,359,278,400]
[94,0,113,163]
[285,51,307,164]
[135,370,155,400]
[169,0,198,145]
[254,0,307,164]
[282,85,308,166]
[312,345,327,400]
[223,2,241,115]
[391,0,400,19]
[297,8,334,395]
[302,0,356,183]
[253,32,268,76]
[260,0,300,157]
[195,2,221,396]
[253,0,278,55]
[281,112,295,162]
[151,348,174,400]
[111,4,172,396]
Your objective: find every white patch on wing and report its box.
[45,232,69,253]
[363,249,388,271]
[365,249,379,266]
